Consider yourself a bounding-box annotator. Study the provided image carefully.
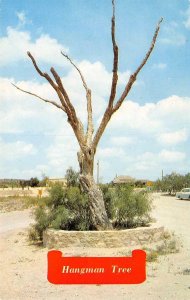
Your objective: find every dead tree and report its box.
[13,0,162,230]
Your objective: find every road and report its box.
[152,193,190,250]
[0,209,33,233]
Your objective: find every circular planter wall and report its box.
[43,226,165,249]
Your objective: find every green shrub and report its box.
[29,184,92,240]
[101,185,152,228]
[99,184,114,219]
[47,184,67,208]
[65,167,79,187]
[33,206,51,240]
[29,183,152,241]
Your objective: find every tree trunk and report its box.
[77,150,113,230]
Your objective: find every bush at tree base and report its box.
[101,184,152,228]
[29,184,152,241]
[65,167,80,187]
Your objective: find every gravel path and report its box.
[0,209,33,233]
[152,193,190,250]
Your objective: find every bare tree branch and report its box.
[134,18,163,77]
[27,52,68,110]
[27,52,57,88]
[26,51,87,149]
[50,67,75,116]
[50,67,86,147]
[93,18,163,150]
[108,0,119,108]
[11,83,66,111]
[61,51,89,91]
[61,51,93,145]
[113,17,163,113]
[91,0,119,151]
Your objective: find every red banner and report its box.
[47,249,146,284]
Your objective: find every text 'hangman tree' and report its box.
[13,0,162,230]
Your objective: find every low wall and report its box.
[43,226,165,249]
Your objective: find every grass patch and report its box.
[146,250,159,262]
[143,231,180,262]
[182,268,190,275]
[0,196,48,212]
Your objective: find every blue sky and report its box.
[0,0,190,182]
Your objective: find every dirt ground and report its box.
[0,193,190,300]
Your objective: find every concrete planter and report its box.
[43,226,165,249]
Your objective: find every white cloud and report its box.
[118,71,131,85]
[16,11,28,27]
[122,149,186,178]
[97,147,125,158]
[0,27,68,66]
[0,77,66,134]
[157,129,188,145]
[154,95,190,127]
[133,152,158,171]
[110,136,135,146]
[184,5,190,29]
[46,127,79,177]
[159,150,186,162]
[0,138,37,160]
[152,63,167,70]
[0,47,189,181]
[160,35,186,46]
[109,95,190,135]
[160,23,186,46]
[19,164,50,179]
[0,53,131,134]
[109,101,162,133]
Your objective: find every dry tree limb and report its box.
[113,17,163,113]
[108,0,119,108]
[11,83,65,111]
[26,51,69,112]
[50,67,76,117]
[61,51,93,145]
[61,51,89,92]
[14,52,86,148]
[49,66,86,146]
[27,52,57,89]
[93,17,163,150]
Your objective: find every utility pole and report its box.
[97,160,100,184]
[162,169,164,180]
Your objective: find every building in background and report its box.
[112,175,154,188]
[46,178,67,187]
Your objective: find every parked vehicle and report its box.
[176,188,190,200]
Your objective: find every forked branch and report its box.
[27,52,69,112]
[61,51,93,145]
[13,51,86,149]
[50,67,77,119]
[113,17,163,113]
[93,16,163,150]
